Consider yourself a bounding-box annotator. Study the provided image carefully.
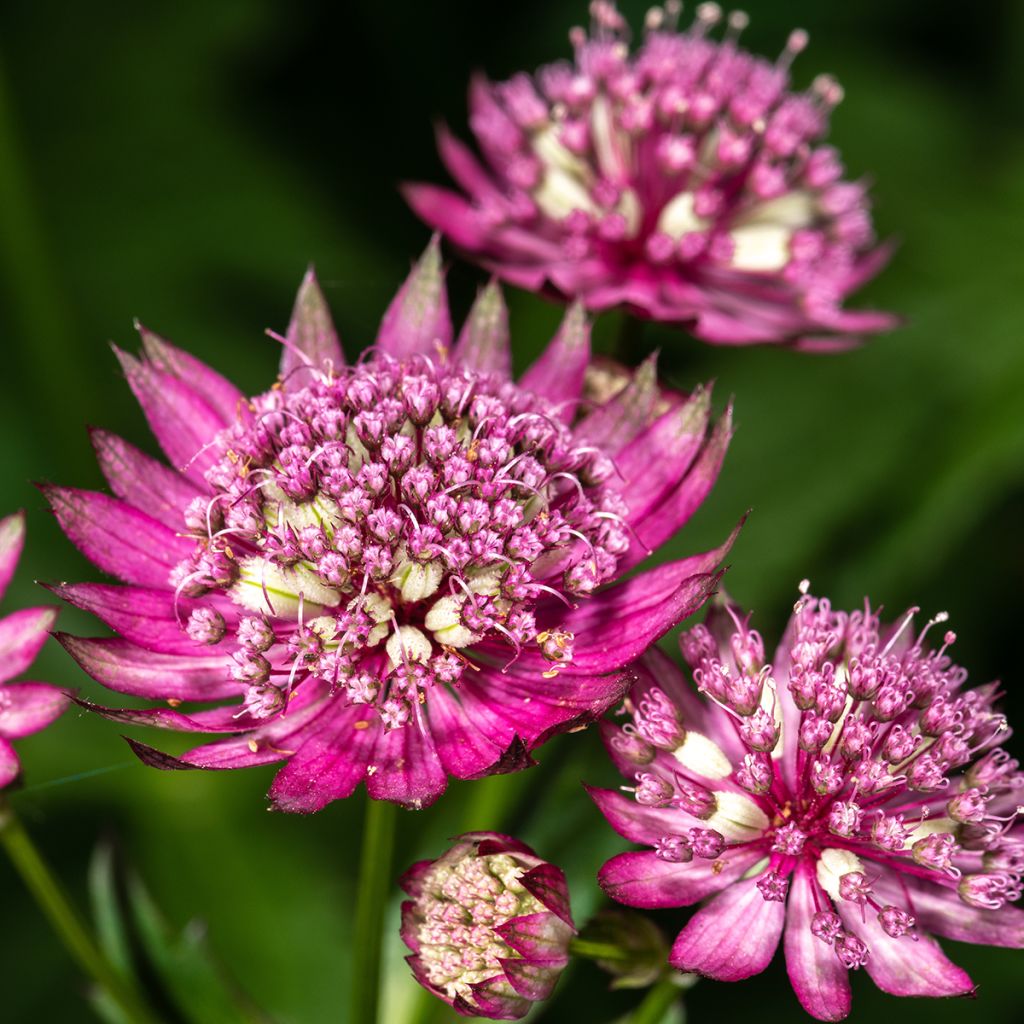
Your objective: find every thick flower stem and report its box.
[567,937,632,962]
[352,795,397,1024]
[628,973,687,1024]
[0,797,159,1024]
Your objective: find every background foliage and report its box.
[1,1,1022,1021]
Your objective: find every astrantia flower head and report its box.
[48,240,736,811]
[405,1,896,349]
[592,585,1023,1020]
[0,512,68,787]
[401,832,574,1019]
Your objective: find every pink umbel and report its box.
[593,585,1023,1020]
[48,240,736,811]
[405,1,896,350]
[401,832,575,1019]
[0,512,68,788]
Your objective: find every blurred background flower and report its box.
[0,1,1022,1022]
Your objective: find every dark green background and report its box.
[1,1,1022,1021]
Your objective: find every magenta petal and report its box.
[0,683,68,739]
[399,859,435,900]
[138,326,244,426]
[365,714,447,809]
[587,785,701,846]
[519,863,574,927]
[555,545,732,674]
[575,355,660,456]
[498,957,559,1001]
[0,512,26,604]
[400,900,422,954]
[424,685,506,779]
[402,183,491,251]
[42,486,192,588]
[614,387,711,525]
[624,406,735,572]
[75,696,256,734]
[519,303,590,423]
[375,236,452,359]
[281,268,345,390]
[785,865,851,1021]
[452,280,511,378]
[875,874,1024,949]
[669,878,785,980]
[463,977,530,1020]
[837,900,974,997]
[114,347,224,484]
[47,583,228,655]
[495,912,573,965]
[0,737,20,788]
[434,122,503,202]
[267,704,376,812]
[89,429,201,530]
[599,848,760,909]
[0,607,57,684]
[56,634,238,700]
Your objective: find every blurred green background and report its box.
[1,0,1022,1021]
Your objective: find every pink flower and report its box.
[401,832,574,1019]
[592,586,1023,1020]
[0,512,68,788]
[405,1,896,350]
[48,240,736,811]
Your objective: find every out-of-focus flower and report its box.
[592,586,1023,1020]
[0,512,67,787]
[48,240,736,812]
[405,1,895,350]
[400,832,574,1019]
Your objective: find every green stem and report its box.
[567,937,632,962]
[352,796,397,1024]
[0,797,159,1023]
[628,973,685,1024]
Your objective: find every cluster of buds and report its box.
[400,833,575,1018]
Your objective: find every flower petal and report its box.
[587,785,705,846]
[43,486,192,588]
[56,634,238,700]
[0,683,68,739]
[0,737,20,788]
[874,874,1024,949]
[599,847,760,909]
[0,512,26,604]
[424,684,507,779]
[837,898,974,997]
[575,355,660,456]
[669,878,785,980]
[375,236,452,359]
[785,864,851,1021]
[281,268,345,390]
[365,712,448,809]
[495,911,573,965]
[401,184,491,251]
[89,429,201,529]
[138,326,244,426]
[0,608,56,684]
[519,303,590,423]
[452,279,511,378]
[114,347,224,484]
[267,703,377,812]
[519,863,574,927]
[498,957,559,1001]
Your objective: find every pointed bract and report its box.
[281,268,345,389]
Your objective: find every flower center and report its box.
[171,354,628,728]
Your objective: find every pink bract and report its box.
[405,1,896,350]
[401,832,574,1019]
[593,587,1023,1020]
[0,512,68,788]
[48,240,737,811]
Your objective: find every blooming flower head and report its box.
[405,1,896,349]
[592,586,1023,1020]
[401,832,575,1019]
[0,512,68,788]
[47,240,735,811]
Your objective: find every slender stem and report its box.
[628,974,686,1024]
[567,937,632,962]
[352,796,397,1024]
[0,797,159,1023]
